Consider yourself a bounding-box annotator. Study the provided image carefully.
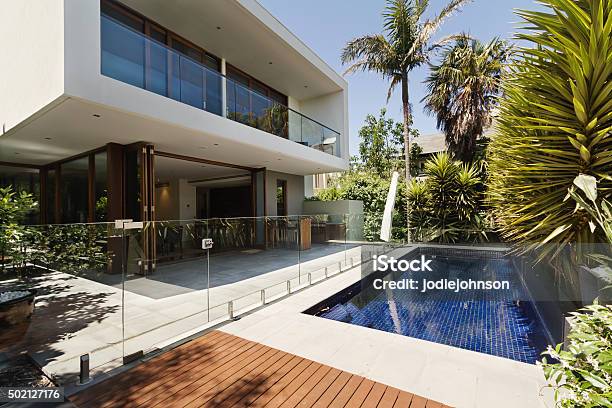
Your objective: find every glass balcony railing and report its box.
[101,15,341,157]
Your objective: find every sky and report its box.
[258,0,543,156]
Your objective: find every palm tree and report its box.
[423,36,510,162]
[341,0,470,241]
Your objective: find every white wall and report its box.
[265,171,304,216]
[0,0,65,135]
[155,181,179,220]
[154,179,196,220]
[178,179,197,220]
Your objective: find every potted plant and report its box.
[0,186,38,327]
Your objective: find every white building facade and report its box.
[0,0,349,225]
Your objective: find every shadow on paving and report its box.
[0,270,120,385]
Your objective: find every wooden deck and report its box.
[70,330,448,407]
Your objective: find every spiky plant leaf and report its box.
[489,0,612,262]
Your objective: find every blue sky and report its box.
[258,0,542,156]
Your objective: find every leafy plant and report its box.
[541,304,612,408]
[341,0,471,239]
[488,0,612,264]
[0,186,37,273]
[423,35,511,162]
[406,152,486,242]
[355,109,404,177]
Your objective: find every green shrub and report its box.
[407,152,486,243]
[0,186,37,273]
[541,304,612,407]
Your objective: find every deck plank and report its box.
[361,382,387,408]
[260,361,324,406]
[377,386,400,408]
[70,330,444,408]
[345,378,375,407]
[327,375,364,408]
[393,391,414,408]
[247,359,314,407]
[226,356,306,407]
[294,367,342,407]
[312,371,352,407]
[70,330,229,406]
[410,395,428,408]
[124,342,268,407]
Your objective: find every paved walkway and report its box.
[0,244,363,384]
[69,330,444,408]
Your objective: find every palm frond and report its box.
[409,0,472,60]
[341,34,397,77]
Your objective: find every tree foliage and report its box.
[341,0,471,238]
[423,35,510,162]
[355,109,404,177]
[352,108,422,177]
[407,152,486,242]
[488,0,612,264]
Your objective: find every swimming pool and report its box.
[304,247,550,364]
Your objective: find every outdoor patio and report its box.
[0,243,364,384]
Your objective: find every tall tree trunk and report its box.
[401,73,412,242]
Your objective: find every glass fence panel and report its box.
[288,109,303,144]
[301,116,324,150]
[0,214,373,383]
[0,222,124,382]
[101,16,145,89]
[323,127,340,157]
[121,221,209,360]
[101,15,223,117]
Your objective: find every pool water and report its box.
[305,249,549,364]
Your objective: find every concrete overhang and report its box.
[0,94,348,175]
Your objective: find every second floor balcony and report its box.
[100,15,341,157]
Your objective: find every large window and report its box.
[60,157,89,223]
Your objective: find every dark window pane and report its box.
[203,54,220,71]
[95,152,108,222]
[124,150,141,222]
[101,2,144,32]
[149,26,166,43]
[46,169,56,224]
[171,39,202,62]
[60,157,89,223]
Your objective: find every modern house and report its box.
[0,0,349,228]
